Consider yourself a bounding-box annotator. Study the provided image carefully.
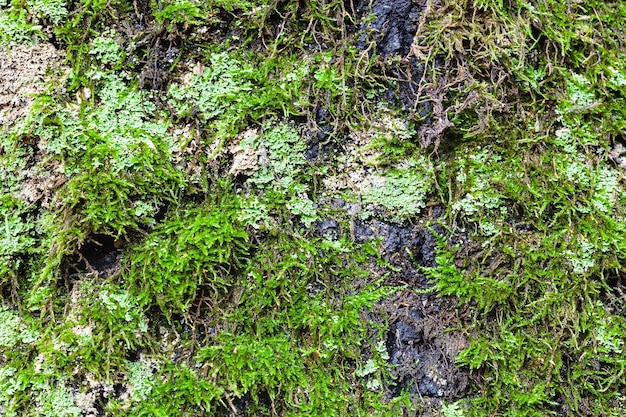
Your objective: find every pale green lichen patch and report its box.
[34,383,82,417]
[360,157,434,221]
[0,307,39,348]
[238,122,319,227]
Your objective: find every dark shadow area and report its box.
[73,234,122,276]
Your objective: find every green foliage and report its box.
[197,334,306,404]
[0,135,48,300]
[9,73,185,308]
[125,358,157,402]
[128,363,221,416]
[123,194,249,315]
[417,1,626,414]
[34,383,82,417]
[152,232,396,415]
[27,0,68,25]
[449,149,507,236]
[0,0,414,415]
[59,280,150,374]
[0,197,39,289]
[0,305,39,349]
[427,132,626,414]
[441,401,467,417]
[152,0,276,31]
[0,307,45,416]
[168,52,310,149]
[154,0,208,26]
[23,74,184,231]
[53,0,124,87]
[89,30,123,65]
[7,0,626,414]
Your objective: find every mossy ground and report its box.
[1,0,626,416]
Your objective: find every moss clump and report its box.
[123,195,250,315]
[417,0,626,415]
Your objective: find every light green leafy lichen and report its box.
[0,307,39,348]
[243,122,320,226]
[89,30,122,64]
[127,358,157,401]
[27,0,67,25]
[35,383,82,417]
[361,157,434,221]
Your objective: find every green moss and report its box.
[4,0,626,414]
[123,194,250,315]
[415,0,626,414]
[167,52,313,152]
[0,0,415,414]
[426,131,626,413]
[126,231,397,415]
